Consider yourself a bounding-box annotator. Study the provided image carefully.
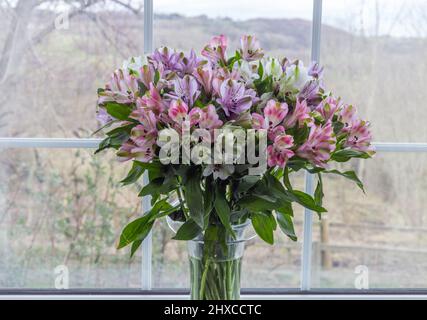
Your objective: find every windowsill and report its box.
[1,289,427,300]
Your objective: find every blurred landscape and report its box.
[1,0,427,289]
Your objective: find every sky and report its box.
[154,0,427,37]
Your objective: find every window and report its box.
[1,0,427,297]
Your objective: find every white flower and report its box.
[203,164,235,180]
[122,55,149,74]
[283,60,311,91]
[261,57,283,81]
[234,60,259,85]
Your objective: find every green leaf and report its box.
[237,195,277,212]
[173,219,202,240]
[214,185,235,238]
[326,169,365,193]
[285,189,327,213]
[105,102,133,120]
[331,149,370,162]
[276,212,297,241]
[283,166,293,190]
[314,174,324,207]
[183,169,204,228]
[130,239,142,258]
[236,175,260,193]
[138,177,164,197]
[251,212,276,245]
[277,201,293,217]
[94,130,129,154]
[121,161,145,185]
[117,215,154,249]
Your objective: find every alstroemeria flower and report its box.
[130,109,158,146]
[344,119,375,154]
[168,99,201,127]
[297,122,336,167]
[198,104,223,131]
[193,63,213,96]
[252,99,288,140]
[299,80,321,109]
[117,138,155,162]
[201,34,228,64]
[315,96,341,121]
[96,108,113,125]
[203,164,235,180]
[176,49,201,75]
[167,75,200,107]
[240,35,264,61]
[98,69,139,105]
[283,99,312,128]
[308,61,324,79]
[339,104,358,132]
[261,57,283,81]
[218,79,253,117]
[282,60,311,91]
[233,60,259,86]
[149,47,181,74]
[267,134,295,168]
[212,67,240,95]
[137,83,167,114]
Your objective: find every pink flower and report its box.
[339,104,358,132]
[193,64,213,96]
[149,47,181,75]
[198,104,223,131]
[201,35,228,64]
[212,67,240,95]
[138,83,167,114]
[98,69,139,105]
[297,122,336,167]
[283,99,312,128]
[168,99,201,127]
[130,110,158,148]
[267,134,295,168]
[252,99,288,141]
[240,35,264,61]
[116,140,155,162]
[315,96,340,121]
[139,64,156,89]
[344,119,375,153]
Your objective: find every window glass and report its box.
[0,1,144,138]
[321,0,427,142]
[312,153,427,288]
[0,148,141,288]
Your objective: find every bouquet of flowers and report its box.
[96,35,374,299]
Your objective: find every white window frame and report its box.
[1,0,427,299]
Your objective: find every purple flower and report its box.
[149,47,181,75]
[217,79,253,117]
[308,61,324,79]
[166,75,200,107]
[299,80,321,109]
[240,35,264,61]
[176,49,201,75]
[96,108,113,125]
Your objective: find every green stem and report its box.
[198,257,210,299]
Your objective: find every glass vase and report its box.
[187,222,249,300]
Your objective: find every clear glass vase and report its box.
[187,222,250,300]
